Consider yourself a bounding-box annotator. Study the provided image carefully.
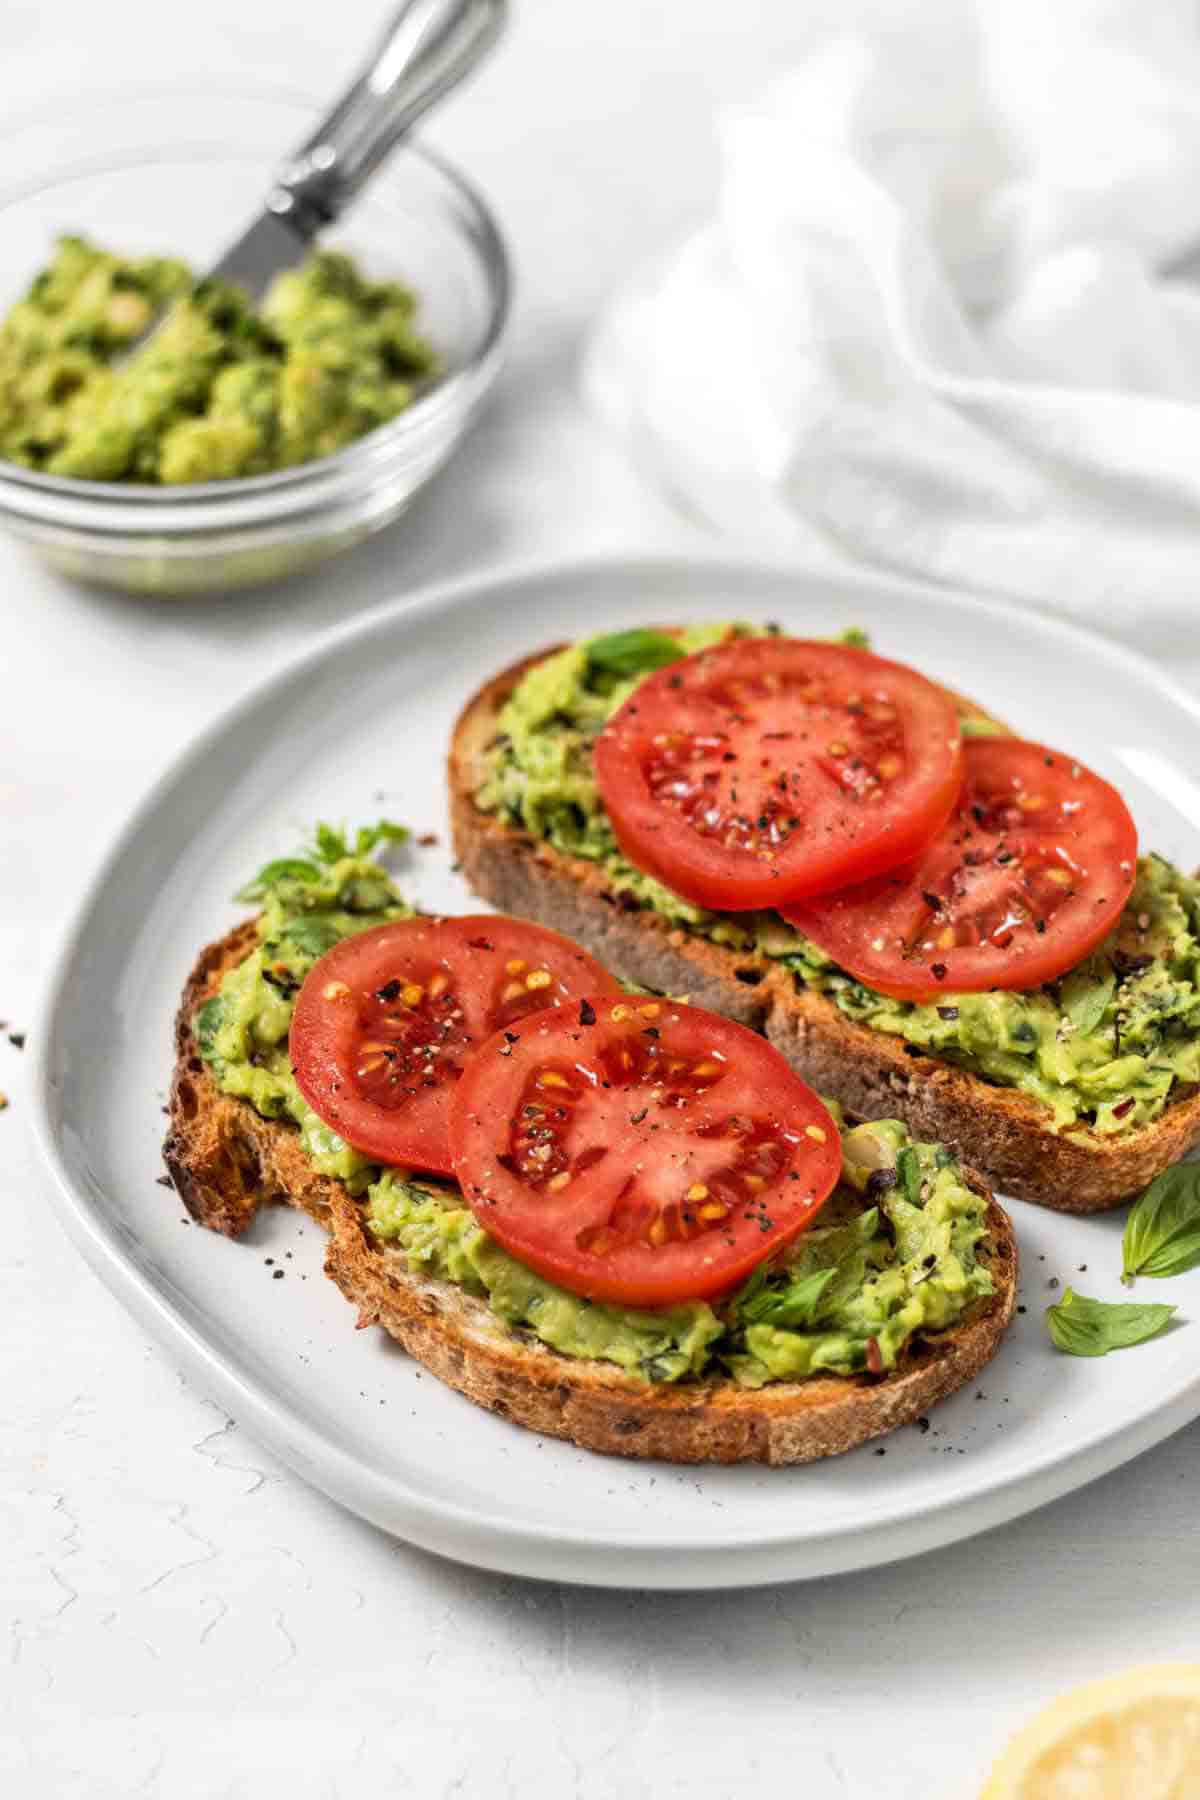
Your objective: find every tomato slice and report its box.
[448,997,842,1307]
[592,637,963,911]
[784,738,1138,1002]
[289,917,620,1174]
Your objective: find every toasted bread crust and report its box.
[448,650,1200,1213]
[323,1175,1015,1466]
[164,919,338,1237]
[164,925,1016,1464]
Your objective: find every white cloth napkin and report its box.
[584,2,1200,644]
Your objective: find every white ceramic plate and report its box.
[28,554,1200,1588]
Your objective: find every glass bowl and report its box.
[0,85,511,594]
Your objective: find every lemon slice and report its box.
[982,1665,1200,1797]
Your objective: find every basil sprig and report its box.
[1059,966,1114,1037]
[1045,1286,1176,1357]
[235,817,407,902]
[736,1267,836,1330]
[585,628,685,680]
[1122,1164,1200,1284]
[896,1146,923,1206]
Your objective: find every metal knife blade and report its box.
[204,208,316,307]
[116,0,503,360]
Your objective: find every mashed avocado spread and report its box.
[193,824,994,1387]
[474,627,1200,1139]
[0,236,436,483]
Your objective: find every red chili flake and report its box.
[1112,1098,1135,1119]
[931,963,948,981]
[866,1337,884,1375]
[417,832,439,847]
[579,999,596,1026]
[466,936,495,950]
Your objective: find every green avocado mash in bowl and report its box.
[0,86,509,592]
[0,237,439,484]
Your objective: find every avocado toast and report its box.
[450,629,1200,1212]
[164,834,1016,1466]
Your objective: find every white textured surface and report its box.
[6,2,1200,1795]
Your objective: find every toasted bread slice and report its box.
[164,924,1016,1465]
[448,651,1200,1213]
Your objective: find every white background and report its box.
[5,2,1200,1795]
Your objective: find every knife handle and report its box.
[269,0,506,232]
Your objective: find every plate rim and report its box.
[27,547,1200,1588]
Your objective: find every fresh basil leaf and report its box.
[314,822,349,863]
[1122,1163,1200,1282]
[311,818,408,863]
[354,818,408,857]
[732,1261,771,1314]
[234,819,408,902]
[739,1267,836,1329]
[233,857,321,903]
[896,1146,923,1206]
[586,629,685,680]
[194,994,227,1064]
[1045,1286,1176,1357]
[274,916,342,960]
[1059,966,1115,1037]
